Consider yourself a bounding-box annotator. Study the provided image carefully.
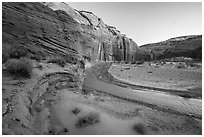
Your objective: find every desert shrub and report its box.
[30,54,41,62]
[48,125,64,135]
[2,51,9,63]
[48,126,69,135]
[72,107,81,115]
[81,88,90,95]
[176,63,186,69]
[47,56,66,67]
[31,51,46,62]
[5,58,33,78]
[75,112,100,128]
[133,123,146,135]
[9,46,28,59]
[63,54,78,64]
[78,60,85,69]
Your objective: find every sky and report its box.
[68,2,202,46]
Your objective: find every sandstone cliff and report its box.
[2,2,139,64]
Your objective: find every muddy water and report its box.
[83,67,202,118]
[53,99,138,135]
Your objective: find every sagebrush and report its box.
[9,46,28,59]
[75,112,100,128]
[133,123,146,135]
[5,58,33,78]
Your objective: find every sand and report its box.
[2,60,202,135]
[109,60,202,98]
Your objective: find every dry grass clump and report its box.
[2,45,28,63]
[75,112,100,128]
[48,125,68,135]
[133,123,146,135]
[9,46,28,59]
[5,57,33,78]
[72,107,81,115]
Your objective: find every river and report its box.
[83,65,202,118]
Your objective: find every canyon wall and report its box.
[2,2,139,64]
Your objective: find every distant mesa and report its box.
[140,35,202,61]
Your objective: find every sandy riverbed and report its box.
[2,60,202,135]
[109,60,202,98]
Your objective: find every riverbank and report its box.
[92,61,201,99]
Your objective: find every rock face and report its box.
[2,2,139,64]
[140,35,202,61]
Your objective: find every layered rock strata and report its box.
[3,2,139,64]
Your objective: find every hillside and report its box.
[139,35,202,61]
